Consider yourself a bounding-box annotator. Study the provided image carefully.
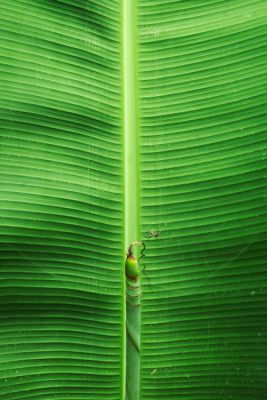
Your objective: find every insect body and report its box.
[125,241,145,281]
[125,253,139,281]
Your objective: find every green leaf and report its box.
[138,1,267,399]
[0,1,124,399]
[0,1,267,400]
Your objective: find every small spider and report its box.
[144,230,161,239]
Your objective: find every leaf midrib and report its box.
[123,0,140,399]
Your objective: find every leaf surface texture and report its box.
[0,1,267,399]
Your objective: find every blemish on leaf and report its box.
[145,230,161,239]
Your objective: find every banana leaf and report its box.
[0,0,266,399]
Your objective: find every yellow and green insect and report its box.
[125,241,145,281]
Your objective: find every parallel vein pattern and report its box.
[0,1,123,399]
[139,1,267,399]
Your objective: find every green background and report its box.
[0,1,267,399]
